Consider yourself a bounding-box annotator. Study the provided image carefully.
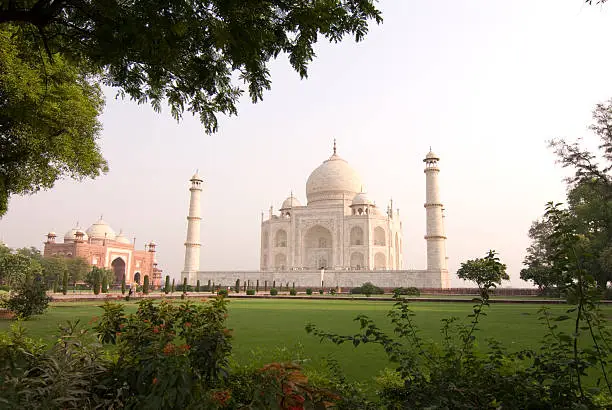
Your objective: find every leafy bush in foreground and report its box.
[269,288,278,296]
[392,286,420,297]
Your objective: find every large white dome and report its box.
[86,217,116,240]
[306,151,362,204]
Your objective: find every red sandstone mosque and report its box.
[43,217,162,287]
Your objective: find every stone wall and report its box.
[195,269,445,289]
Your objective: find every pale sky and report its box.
[1,1,611,287]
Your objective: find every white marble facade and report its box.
[260,143,403,271]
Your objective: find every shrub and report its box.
[256,280,259,292]
[306,288,313,295]
[319,289,324,295]
[183,277,188,293]
[329,288,336,295]
[1,278,51,320]
[392,287,420,297]
[351,282,384,297]
[218,288,228,297]
[121,277,126,295]
[289,288,297,296]
[171,279,175,293]
[143,275,149,294]
[235,279,240,293]
[246,289,255,295]
[270,288,278,296]
[52,280,58,294]
[196,280,201,292]
[101,275,108,293]
[164,275,170,294]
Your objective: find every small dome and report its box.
[47,231,56,236]
[86,217,116,240]
[115,230,131,245]
[351,192,372,206]
[64,227,88,242]
[191,171,202,181]
[424,150,439,161]
[281,195,301,209]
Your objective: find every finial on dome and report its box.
[333,138,337,155]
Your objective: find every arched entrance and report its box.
[303,225,333,269]
[111,258,126,284]
[134,272,141,284]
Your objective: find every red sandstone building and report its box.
[43,217,162,287]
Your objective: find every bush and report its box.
[289,288,297,296]
[392,287,420,297]
[270,288,278,296]
[143,275,149,294]
[164,275,170,294]
[246,289,255,296]
[318,289,324,295]
[329,288,336,295]
[196,280,201,292]
[218,288,228,297]
[235,279,240,293]
[121,277,126,295]
[1,278,51,320]
[351,282,384,297]
[306,288,313,295]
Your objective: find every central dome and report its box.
[306,150,362,205]
[86,217,116,240]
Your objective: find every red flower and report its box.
[184,322,192,328]
[153,326,160,334]
[152,377,158,385]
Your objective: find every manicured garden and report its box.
[0,298,592,384]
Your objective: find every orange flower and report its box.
[211,390,231,406]
[152,377,158,385]
[163,343,175,355]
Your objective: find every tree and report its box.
[121,277,126,295]
[61,270,68,295]
[41,256,67,286]
[196,279,200,292]
[457,250,509,295]
[546,99,612,288]
[86,266,113,288]
[66,257,90,285]
[164,275,170,295]
[182,277,187,293]
[520,219,559,291]
[171,279,175,293]
[143,275,149,295]
[0,251,42,287]
[1,276,51,319]
[101,275,108,293]
[0,25,107,216]
[0,1,381,216]
[235,279,240,293]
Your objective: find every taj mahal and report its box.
[181,142,451,289]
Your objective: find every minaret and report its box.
[424,149,449,284]
[182,171,203,286]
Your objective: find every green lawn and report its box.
[0,298,601,385]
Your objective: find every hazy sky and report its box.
[1,1,611,287]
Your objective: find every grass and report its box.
[0,298,606,385]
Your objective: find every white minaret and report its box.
[182,171,203,286]
[424,150,449,286]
